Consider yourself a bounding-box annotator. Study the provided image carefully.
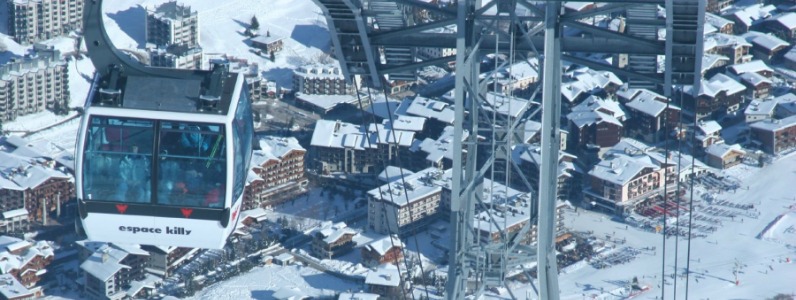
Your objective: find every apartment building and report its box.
[705,143,746,169]
[8,0,84,44]
[513,144,579,200]
[706,0,732,14]
[561,69,623,105]
[311,221,357,259]
[566,96,625,150]
[365,264,403,299]
[584,148,676,213]
[750,115,796,154]
[746,33,790,63]
[704,33,750,65]
[139,246,197,278]
[367,168,447,235]
[310,120,414,175]
[147,44,202,70]
[764,12,796,43]
[0,47,69,121]
[361,235,404,267]
[292,64,352,95]
[0,236,54,288]
[409,126,468,170]
[244,136,307,210]
[681,73,746,119]
[491,58,539,96]
[706,14,734,35]
[623,90,681,143]
[745,98,779,122]
[80,243,150,300]
[145,1,199,48]
[0,149,74,224]
[523,120,569,151]
[0,273,43,299]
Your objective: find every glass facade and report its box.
[82,116,227,208]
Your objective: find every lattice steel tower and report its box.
[313,0,705,298]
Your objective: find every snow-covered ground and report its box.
[188,264,361,300]
[548,154,796,300]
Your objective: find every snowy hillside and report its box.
[103,0,331,88]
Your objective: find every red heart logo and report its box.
[231,208,238,221]
[181,208,193,218]
[116,204,128,214]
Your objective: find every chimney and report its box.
[101,250,109,263]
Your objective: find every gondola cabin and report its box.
[75,63,253,249]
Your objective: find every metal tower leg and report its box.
[537,2,562,299]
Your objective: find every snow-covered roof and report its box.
[706,143,745,158]
[750,115,796,131]
[567,96,624,128]
[383,115,426,132]
[400,96,455,124]
[561,69,623,102]
[364,235,404,255]
[251,35,285,45]
[706,13,734,29]
[294,63,345,80]
[273,287,310,300]
[0,236,53,275]
[772,12,796,29]
[707,33,752,49]
[785,47,796,62]
[567,110,621,128]
[0,149,72,192]
[367,167,452,207]
[589,153,660,186]
[563,1,593,11]
[378,166,414,183]
[626,95,678,117]
[338,292,380,300]
[365,264,401,287]
[126,274,161,298]
[251,136,305,167]
[514,144,579,179]
[494,58,539,84]
[80,243,147,282]
[483,92,534,119]
[728,60,772,76]
[473,206,533,235]
[524,120,542,142]
[739,71,772,86]
[745,99,779,117]
[240,208,269,223]
[750,33,790,51]
[698,120,723,136]
[310,120,414,150]
[295,93,361,112]
[730,4,776,27]
[315,221,357,244]
[0,274,34,300]
[410,126,469,164]
[703,54,729,72]
[775,93,796,117]
[710,73,747,96]
[1,208,28,219]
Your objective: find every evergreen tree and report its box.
[250,16,260,30]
